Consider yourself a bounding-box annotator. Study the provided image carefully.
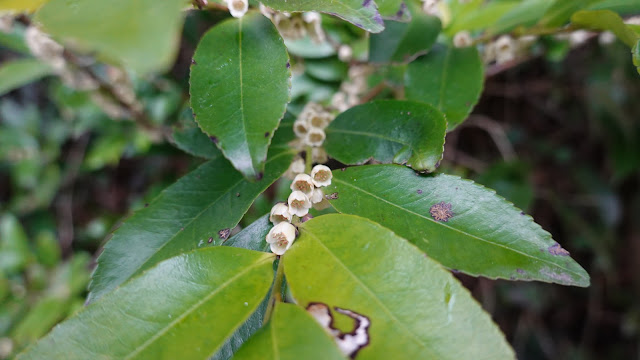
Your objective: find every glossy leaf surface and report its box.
[284,214,515,360]
[0,59,52,96]
[190,13,291,180]
[405,45,483,130]
[259,0,384,33]
[572,9,639,47]
[233,303,346,360]
[369,14,441,63]
[18,247,275,360]
[223,214,271,252]
[171,108,222,160]
[325,100,446,172]
[325,165,590,287]
[87,148,293,302]
[35,0,187,74]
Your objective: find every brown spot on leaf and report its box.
[340,168,346,171]
[191,59,197,65]
[516,268,525,274]
[208,237,214,243]
[326,192,339,200]
[300,214,313,223]
[417,189,423,194]
[548,243,570,256]
[430,202,454,222]
[264,132,270,137]
[210,136,218,144]
[256,172,264,181]
[218,228,231,240]
[144,203,149,207]
[236,192,240,197]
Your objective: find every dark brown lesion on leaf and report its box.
[430,201,454,222]
[218,228,230,240]
[326,192,339,200]
[306,302,371,359]
[208,236,214,243]
[548,243,570,256]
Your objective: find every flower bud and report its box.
[227,0,248,18]
[288,190,312,217]
[310,164,332,187]
[269,203,292,224]
[265,222,297,255]
[290,174,315,196]
[453,31,472,48]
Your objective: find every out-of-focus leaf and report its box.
[35,0,187,74]
[305,57,348,82]
[87,147,294,302]
[0,58,52,96]
[488,0,552,34]
[11,297,69,347]
[0,214,31,274]
[325,100,446,172]
[370,14,441,63]
[260,0,385,33]
[405,45,484,130]
[284,214,515,359]
[17,247,275,360]
[572,9,639,47]
[190,13,291,180]
[325,165,591,287]
[0,0,49,13]
[446,0,517,35]
[233,303,346,360]
[34,231,60,267]
[538,0,603,28]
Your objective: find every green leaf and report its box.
[488,0,553,35]
[571,9,639,47]
[633,40,640,74]
[259,0,384,33]
[171,107,222,160]
[35,0,187,74]
[284,214,515,359]
[233,303,346,360]
[0,213,31,274]
[325,165,590,287]
[405,45,484,130]
[11,297,69,347]
[87,147,293,302]
[369,15,441,63]
[223,214,271,252]
[211,299,269,360]
[588,0,640,13]
[0,0,49,13]
[0,58,52,96]
[538,0,603,28]
[305,58,348,82]
[190,12,291,180]
[325,100,446,172]
[446,0,517,35]
[376,0,410,21]
[17,247,276,360]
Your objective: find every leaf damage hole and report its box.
[218,228,230,240]
[430,201,453,222]
[548,243,570,256]
[306,302,371,359]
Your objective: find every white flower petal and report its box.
[288,190,312,217]
[310,188,324,204]
[269,203,292,224]
[290,174,315,196]
[304,128,326,147]
[227,0,248,18]
[266,222,297,255]
[311,164,333,187]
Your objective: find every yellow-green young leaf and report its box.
[446,0,517,35]
[324,100,446,172]
[190,12,291,180]
[0,0,49,13]
[34,0,188,74]
[284,214,515,360]
[487,0,552,35]
[405,45,484,130]
[259,0,384,33]
[537,0,602,28]
[325,165,590,287]
[571,9,639,47]
[369,12,441,63]
[87,147,294,303]
[0,58,52,96]
[233,303,346,360]
[17,247,276,360]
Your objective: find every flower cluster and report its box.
[330,65,373,112]
[260,5,324,43]
[482,35,538,65]
[266,165,333,255]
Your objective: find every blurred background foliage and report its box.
[0,3,639,360]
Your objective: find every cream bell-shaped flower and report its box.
[311,164,332,187]
[227,0,248,18]
[305,127,326,147]
[288,190,312,217]
[293,117,310,138]
[453,31,472,48]
[309,188,324,204]
[290,174,315,196]
[266,222,297,255]
[269,203,292,224]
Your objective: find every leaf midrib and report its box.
[333,177,585,280]
[302,229,439,358]
[124,254,273,359]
